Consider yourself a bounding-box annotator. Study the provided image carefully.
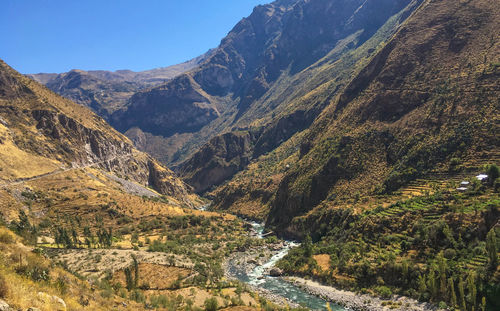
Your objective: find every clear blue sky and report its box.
[1,0,271,74]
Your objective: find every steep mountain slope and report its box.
[112,0,422,167]
[0,59,197,215]
[28,50,213,119]
[263,0,499,233]
[202,0,500,222]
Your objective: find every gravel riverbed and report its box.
[284,277,437,311]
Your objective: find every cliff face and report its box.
[112,75,220,137]
[0,59,193,201]
[179,132,256,193]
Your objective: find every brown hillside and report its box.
[267,0,499,234]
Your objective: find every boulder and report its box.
[37,292,66,311]
[269,268,283,277]
[247,259,258,265]
[0,299,10,311]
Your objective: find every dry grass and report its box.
[0,273,8,299]
[0,124,60,182]
[47,248,192,279]
[113,263,191,289]
[313,254,331,271]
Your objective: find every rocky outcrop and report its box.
[179,132,256,193]
[41,70,141,118]
[111,75,220,137]
[37,292,66,311]
[0,299,13,311]
[148,160,191,199]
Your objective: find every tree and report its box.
[437,252,447,297]
[83,226,93,248]
[303,235,313,258]
[449,278,457,309]
[458,277,466,311]
[486,164,500,186]
[71,228,79,248]
[12,210,38,245]
[418,274,427,296]
[125,267,134,291]
[428,267,438,300]
[486,228,498,269]
[467,272,477,309]
[132,255,139,288]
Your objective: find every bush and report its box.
[0,231,14,244]
[438,301,448,310]
[150,295,169,308]
[0,274,8,298]
[129,290,145,303]
[204,297,218,311]
[15,263,50,282]
[443,248,457,259]
[55,276,68,295]
[375,286,393,299]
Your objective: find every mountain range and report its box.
[1,0,499,310]
[28,0,499,231]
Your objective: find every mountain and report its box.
[265,0,500,234]
[2,0,499,309]
[0,59,199,221]
[111,0,423,168]
[28,50,214,119]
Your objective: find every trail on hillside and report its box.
[0,153,134,188]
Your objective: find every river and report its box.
[227,222,348,311]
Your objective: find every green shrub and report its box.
[55,276,68,295]
[129,289,145,303]
[443,248,457,259]
[438,301,448,309]
[100,288,113,299]
[204,297,218,311]
[150,295,169,308]
[375,286,393,299]
[15,263,50,282]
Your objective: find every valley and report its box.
[1,0,499,310]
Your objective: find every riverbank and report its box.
[285,277,437,311]
[223,244,302,308]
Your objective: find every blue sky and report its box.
[1,0,271,74]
